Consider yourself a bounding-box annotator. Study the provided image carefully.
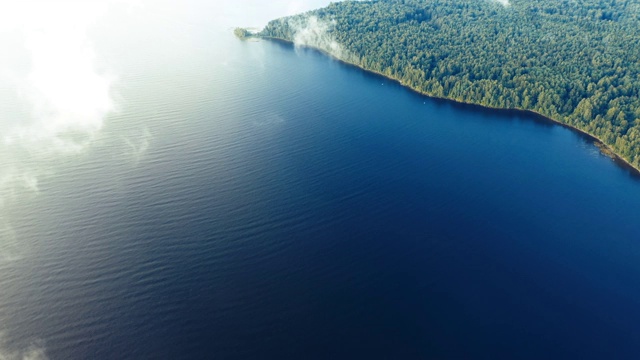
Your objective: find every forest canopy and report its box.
[259,0,640,169]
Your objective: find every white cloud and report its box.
[0,332,47,360]
[0,0,120,261]
[1,1,114,155]
[493,0,510,7]
[122,127,152,165]
[289,16,346,60]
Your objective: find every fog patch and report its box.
[122,127,152,165]
[288,16,347,60]
[0,332,47,360]
[492,0,510,6]
[1,2,115,156]
[0,0,120,260]
[0,221,21,263]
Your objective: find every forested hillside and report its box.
[259,0,640,169]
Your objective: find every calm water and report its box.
[2,21,640,360]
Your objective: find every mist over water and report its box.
[1,1,640,359]
[0,1,117,261]
[0,0,332,256]
[0,0,332,356]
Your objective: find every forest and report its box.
[258,0,640,169]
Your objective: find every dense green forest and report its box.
[258,0,640,169]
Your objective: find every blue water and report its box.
[2,28,640,359]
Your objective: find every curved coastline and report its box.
[258,35,640,177]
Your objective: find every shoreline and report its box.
[258,35,640,177]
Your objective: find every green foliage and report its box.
[260,0,640,168]
[234,28,251,39]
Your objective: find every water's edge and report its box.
[257,36,640,177]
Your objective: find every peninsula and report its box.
[244,0,640,172]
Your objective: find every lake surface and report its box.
[2,21,640,360]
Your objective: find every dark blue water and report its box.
[2,31,640,359]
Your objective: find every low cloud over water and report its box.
[0,332,47,360]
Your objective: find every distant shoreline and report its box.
[257,35,640,177]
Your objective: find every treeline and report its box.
[234,28,251,39]
[260,0,640,168]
